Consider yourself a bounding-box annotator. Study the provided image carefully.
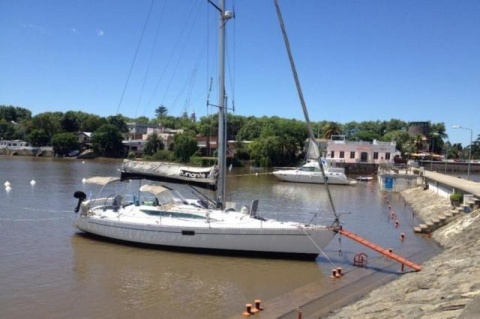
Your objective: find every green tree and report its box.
[78,114,106,132]
[30,112,63,140]
[107,114,128,133]
[27,129,50,146]
[51,132,79,156]
[413,134,426,152]
[381,130,411,155]
[248,136,282,167]
[155,105,168,118]
[133,116,150,124]
[237,116,261,140]
[356,130,381,142]
[197,114,217,137]
[61,111,80,132]
[0,105,32,122]
[384,119,407,132]
[143,132,165,156]
[343,121,359,140]
[323,122,342,139]
[91,124,124,157]
[0,119,20,140]
[173,133,198,163]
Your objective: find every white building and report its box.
[327,135,400,164]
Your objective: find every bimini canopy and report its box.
[139,184,170,198]
[83,176,121,186]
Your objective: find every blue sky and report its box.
[1,0,479,146]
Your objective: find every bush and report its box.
[190,156,217,167]
[144,150,176,162]
[450,192,463,207]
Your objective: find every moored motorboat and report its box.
[273,159,356,185]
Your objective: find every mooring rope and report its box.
[0,217,73,222]
[226,172,272,177]
[0,202,72,214]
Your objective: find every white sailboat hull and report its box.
[272,169,353,185]
[75,206,336,260]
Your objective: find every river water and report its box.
[0,157,439,318]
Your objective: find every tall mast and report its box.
[212,0,232,209]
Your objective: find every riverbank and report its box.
[327,186,480,319]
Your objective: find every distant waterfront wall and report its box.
[419,161,480,173]
[336,161,480,175]
[0,147,54,157]
[336,163,379,175]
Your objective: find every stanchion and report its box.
[297,307,302,319]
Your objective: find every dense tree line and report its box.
[2,104,478,165]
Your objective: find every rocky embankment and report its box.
[328,187,480,319]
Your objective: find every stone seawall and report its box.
[327,187,480,319]
[0,148,54,157]
[337,163,379,175]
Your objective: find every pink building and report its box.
[327,135,400,164]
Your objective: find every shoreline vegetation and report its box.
[4,105,475,169]
[327,187,480,319]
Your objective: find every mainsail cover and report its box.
[306,138,321,161]
[120,160,218,190]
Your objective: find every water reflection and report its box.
[70,233,326,318]
[0,158,441,318]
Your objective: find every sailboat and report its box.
[72,0,339,260]
[272,139,356,185]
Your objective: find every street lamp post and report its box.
[453,125,473,181]
[430,132,439,171]
[444,138,449,174]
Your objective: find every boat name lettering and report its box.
[180,170,208,179]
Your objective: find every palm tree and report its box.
[323,122,342,140]
[413,134,425,153]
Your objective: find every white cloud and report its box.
[71,27,79,34]
[97,29,105,36]
[22,23,46,34]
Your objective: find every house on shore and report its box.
[327,135,400,164]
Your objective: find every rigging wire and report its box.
[301,227,336,266]
[145,0,203,115]
[157,1,203,115]
[116,0,156,115]
[134,0,168,118]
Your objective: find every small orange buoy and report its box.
[395,220,399,228]
[400,233,405,241]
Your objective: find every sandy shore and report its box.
[326,187,480,319]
